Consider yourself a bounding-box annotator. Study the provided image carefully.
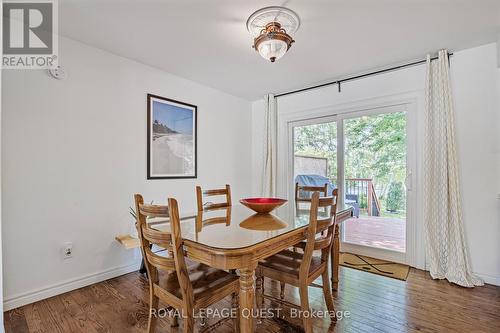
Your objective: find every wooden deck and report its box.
[343,215,406,252]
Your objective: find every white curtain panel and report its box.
[261,94,277,197]
[424,50,483,287]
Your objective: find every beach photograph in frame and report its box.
[147,94,197,179]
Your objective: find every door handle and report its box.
[405,170,413,191]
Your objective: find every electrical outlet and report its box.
[63,242,73,259]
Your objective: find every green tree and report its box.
[344,112,406,189]
[386,181,405,212]
[294,122,338,178]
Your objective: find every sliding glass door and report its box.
[289,104,414,264]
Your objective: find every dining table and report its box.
[152,202,353,333]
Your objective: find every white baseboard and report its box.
[475,272,500,286]
[3,261,141,311]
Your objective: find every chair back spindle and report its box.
[196,184,232,211]
[295,182,328,213]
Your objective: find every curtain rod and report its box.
[275,52,453,98]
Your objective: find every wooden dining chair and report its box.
[293,188,339,254]
[293,182,329,249]
[196,184,232,211]
[295,182,328,213]
[292,182,330,262]
[256,190,338,332]
[134,194,240,333]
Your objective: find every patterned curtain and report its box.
[424,50,483,287]
[261,94,277,197]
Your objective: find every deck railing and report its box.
[336,178,381,216]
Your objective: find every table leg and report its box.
[331,224,340,291]
[238,266,256,333]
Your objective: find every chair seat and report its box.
[159,259,239,305]
[258,249,325,279]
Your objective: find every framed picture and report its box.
[147,94,197,179]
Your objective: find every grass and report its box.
[379,210,406,219]
[359,210,406,219]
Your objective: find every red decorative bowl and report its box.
[239,198,288,214]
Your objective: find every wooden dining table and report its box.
[152,202,353,332]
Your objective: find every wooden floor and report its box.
[343,216,406,252]
[5,267,500,333]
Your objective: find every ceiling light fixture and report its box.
[246,6,300,63]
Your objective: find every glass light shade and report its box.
[257,39,288,62]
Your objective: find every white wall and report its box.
[0,2,4,327]
[497,34,500,67]
[2,37,252,310]
[451,44,500,285]
[497,37,500,224]
[251,43,500,285]
[0,2,4,326]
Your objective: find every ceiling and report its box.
[60,0,500,100]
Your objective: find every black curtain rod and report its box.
[275,53,453,98]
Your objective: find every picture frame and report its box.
[147,94,197,179]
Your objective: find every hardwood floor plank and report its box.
[332,282,495,332]
[106,273,174,331]
[5,267,500,333]
[23,302,45,333]
[68,289,115,333]
[3,307,30,333]
[78,282,144,332]
[337,270,500,330]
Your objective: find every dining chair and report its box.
[196,184,232,211]
[256,190,338,332]
[295,182,328,213]
[291,182,330,270]
[134,194,240,333]
[195,188,237,275]
[279,183,329,298]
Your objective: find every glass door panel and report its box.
[293,121,337,181]
[291,119,338,211]
[342,111,407,253]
